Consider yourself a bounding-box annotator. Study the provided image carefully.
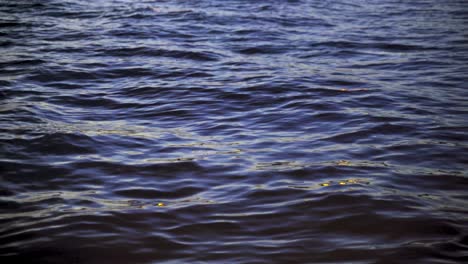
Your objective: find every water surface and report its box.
[1,0,468,263]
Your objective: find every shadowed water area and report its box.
[1,0,468,263]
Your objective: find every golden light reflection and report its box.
[318,178,370,188]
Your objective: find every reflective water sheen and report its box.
[1,0,468,263]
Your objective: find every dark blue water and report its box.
[1,0,468,263]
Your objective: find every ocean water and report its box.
[1,0,468,263]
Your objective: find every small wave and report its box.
[114,186,203,199]
[310,40,439,52]
[99,47,222,62]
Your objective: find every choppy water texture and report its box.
[1,0,468,263]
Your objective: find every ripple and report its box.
[114,186,203,200]
[99,47,222,62]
